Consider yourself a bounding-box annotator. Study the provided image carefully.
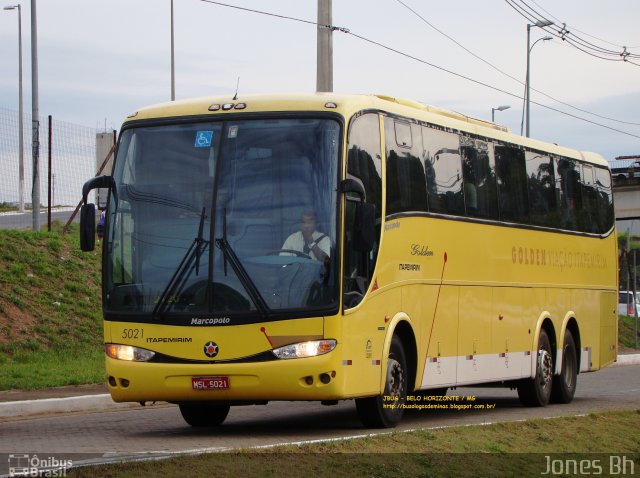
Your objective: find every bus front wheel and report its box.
[178,402,230,427]
[355,335,407,428]
[517,329,553,407]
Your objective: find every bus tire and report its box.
[551,329,577,404]
[517,329,553,407]
[355,335,407,428]
[178,402,230,427]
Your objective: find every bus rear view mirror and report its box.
[82,175,115,204]
[80,175,115,252]
[80,203,96,251]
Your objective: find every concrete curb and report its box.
[1,356,638,420]
[0,394,142,420]
[612,353,640,366]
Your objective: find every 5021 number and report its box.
[121,328,144,339]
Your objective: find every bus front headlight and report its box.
[105,344,155,362]
[272,339,336,359]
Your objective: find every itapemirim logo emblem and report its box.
[203,341,219,358]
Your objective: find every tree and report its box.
[618,231,640,293]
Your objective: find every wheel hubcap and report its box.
[387,358,405,397]
[537,349,553,388]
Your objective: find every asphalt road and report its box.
[0,208,77,230]
[0,364,638,474]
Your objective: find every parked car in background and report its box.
[618,291,640,316]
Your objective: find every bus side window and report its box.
[495,146,529,223]
[344,113,383,308]
[579,164,598,233]
[555,157,582,231]
[460,138,498,219]
[525,152,557,227]
[594,167,614,233]
[422,126,464,215]
[385,119,427,215]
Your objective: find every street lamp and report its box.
[3,4,24,212]
[492,105,510,122]
[170,0,175,101]
[525,19,554,137]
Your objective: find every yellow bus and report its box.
[80,93,618,428]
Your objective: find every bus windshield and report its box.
[105,118,340,322]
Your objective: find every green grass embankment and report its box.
[0,224,103,389]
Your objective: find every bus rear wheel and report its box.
[355,335,407,428]
[517,329,553,407]
[551,329,577,404]
[178,402,230,427]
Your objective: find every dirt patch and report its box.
[0,298,38,344]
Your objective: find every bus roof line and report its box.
[374,95,510,133]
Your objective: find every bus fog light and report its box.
[105,344,155,362]
[272,339,337,359]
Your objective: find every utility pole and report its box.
[31,0,40,231]
[316,0,333,92]
[635,249,639,350]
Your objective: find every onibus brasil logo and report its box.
[8,454,73,477]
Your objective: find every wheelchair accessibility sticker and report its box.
[194,130,213,148]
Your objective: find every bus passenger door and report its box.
[340,113,385,396]
[343,113,383,309]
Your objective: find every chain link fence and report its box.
[0,107,109,229]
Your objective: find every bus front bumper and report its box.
[106,353,344,403]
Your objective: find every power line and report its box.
[200,0,349,32]
[505,0,640,67]
[506,0,640,63]
[527,0,640,54]
[508,0,624,57]
[395,0,640,126]
[198,0,640,140]
[528,0,640,50]
[393,1,521,85]
[346,30,640,140]
[509,0,640,67]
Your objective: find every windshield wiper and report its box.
[195,207,206,276]
[215,208,271,318]
[153,207,208,318]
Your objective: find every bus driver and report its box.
[281,211,330,261]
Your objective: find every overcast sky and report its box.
[1,0,639,160]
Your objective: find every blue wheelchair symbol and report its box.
[194,131,213,148]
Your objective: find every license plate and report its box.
[192,376,229,390]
